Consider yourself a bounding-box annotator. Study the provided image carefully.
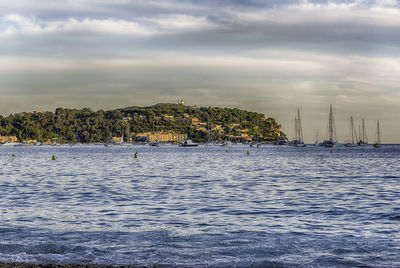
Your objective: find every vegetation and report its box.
[0,103,285,143]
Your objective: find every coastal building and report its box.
[134,131,187,142]
[0,136,18,143]
[122,116,132,121]
[196,127,207,132]
[191,117,199,124]
[112,136,123,143]
[163,115,174,120]
[213,125,223,133]
[241,133,251,140]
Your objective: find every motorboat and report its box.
[180,140,198,147]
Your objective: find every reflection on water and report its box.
[0,145,399,267]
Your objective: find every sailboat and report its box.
[314,129,318,146]
[322,104,337,147]
[358,118,368,146]
[344,116,358,147]
[373,120,382,148]
[292,108,306,147]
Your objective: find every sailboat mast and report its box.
[297,108,303,141]
[377,120,381,144]
[350,116,358,144]
[329,105,333,142]
[361,118,367,143]
[294,116,298,141]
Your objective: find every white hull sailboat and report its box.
[292,108,306,147]
[322,104,337,147]
[373,120,382,148]
[344,116,358,147]
[358,119,368,146]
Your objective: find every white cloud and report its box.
[0,15,156,36]
[145,14,216,31]
[230,1,400,26]
[0,13,217,37]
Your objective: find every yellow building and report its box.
[240,133,251,141]
[0,136,18,143]
[196,127,207,132]
[134,131,187,142]
[112,137,123,143]
[213,125,223,133]
[191,117,199,124]
[163,115,174,120]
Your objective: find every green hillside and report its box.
[0,103,285,143]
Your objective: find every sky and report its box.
[0,0,399,143]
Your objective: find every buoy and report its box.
[12,154,15,157]
[226,150,228,153]
[52,155,56,160]
[134,152,138,158]
[247,150,250,155]
[330,150,333,153]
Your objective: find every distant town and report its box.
[0,100,284,144]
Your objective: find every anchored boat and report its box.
[344,116,358,147]
[180,139,198,147]
[292,108,306,147]
[358,118,368,146]
[323,104,337,148]
[373,120,382,148]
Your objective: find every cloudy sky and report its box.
[1,0,399,142]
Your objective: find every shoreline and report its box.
[0,263,153,268]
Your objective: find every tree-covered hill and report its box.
[0,103,285,143]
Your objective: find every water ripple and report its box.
[0,145,399,267]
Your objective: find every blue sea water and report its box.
[0,144,399,267]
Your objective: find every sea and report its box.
[0,144,399,267]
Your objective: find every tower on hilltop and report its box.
[178,99,184,106]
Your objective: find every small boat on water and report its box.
[324,104,337,148]
[321,140,335,147]
[180,139,198,147]
[0,141,21,147]
[373,120,382,148]
[358,118,368,146]
[150,141,160,147]
[250,141,261,147]
[221,141,232,147]
[314,129,319,146]
[344,116,358,147]
[291,108,306,147]
[276,138,288,145]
